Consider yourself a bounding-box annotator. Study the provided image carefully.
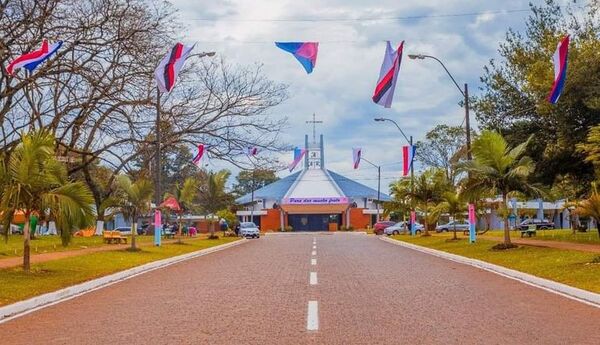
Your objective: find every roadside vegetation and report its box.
[391,234,600,294]
[0,237,239,306]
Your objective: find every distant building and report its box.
[235,134,390,231]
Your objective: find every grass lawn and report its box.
[0,236,239,306]
[390,233,600,293]
[483,229,600,245]
[0,235,159,258]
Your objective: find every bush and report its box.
[283,226,293,232]
[207,234,220,240]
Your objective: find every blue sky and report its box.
[171,0,560,192]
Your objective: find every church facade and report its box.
[235,134,390,231]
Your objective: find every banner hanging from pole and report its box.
[468,203,476,243]
[154,209,162,246]
[410,210,416,236]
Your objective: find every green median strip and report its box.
[391,234,600,294]
[0,237,239,307]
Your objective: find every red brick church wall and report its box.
[260,209,281,232]
[349,208,370,229]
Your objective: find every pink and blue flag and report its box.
[352,148,362,169]
[547,35,569,104]
[275,42,318,74]
[6,39,63,76]
[402,145,416,176]
[192,144,205,167]
[288,147,307,172]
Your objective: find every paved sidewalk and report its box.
[480,235,600,253]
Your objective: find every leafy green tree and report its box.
[457,131,542,248]
[167,177,199,240]
[115,175,154,251]
[385,178,412,221]
[0,131,95,271]
[574,183,600,238]
[410,169,449,236]
[473,1,600,188]
[417,125,468,183]
[576,124,600,179]
[232,169,279,198]
[198,170,233,238]
[439,190,467,240]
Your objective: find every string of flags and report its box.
[3,36,572,173]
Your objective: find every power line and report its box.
[184,9,531,23]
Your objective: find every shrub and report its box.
[283,225,293,232]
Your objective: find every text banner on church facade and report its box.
[282,197,349,205]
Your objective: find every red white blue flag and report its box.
[373,41,404,108]
[6,39,63,76]
[402,145,416,176]
[247,147,258,156]
[288,147,307,172]
[192,144,205,167]
[155,43,194,93]
[547,35,569,104]
[352,148,362,169]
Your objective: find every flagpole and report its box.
[155,87,162,207]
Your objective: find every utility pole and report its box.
[155,88,162,206]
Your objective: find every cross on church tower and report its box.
[306,113,323,144]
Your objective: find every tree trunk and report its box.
[452,213,457,240]
[502,194,511,246]
[23,214,31,272]
[131,218,137,250]
[423,201,430,236]
[177,213,183,243]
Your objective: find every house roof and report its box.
[235,171,301,205]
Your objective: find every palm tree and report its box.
[385,178,412,221]
[166,177,199,241]
[574,183,600,238]
[439,190,467,240]
[115,175,154,251]
[198,170,232,238]
[457,130,541,248]
[0,131,95,271]
[410,169,448,236]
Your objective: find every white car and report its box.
[384,221,424,235]
[436,221,471,233]
[239,222,260,238]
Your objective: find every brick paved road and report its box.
[0,233,598,344]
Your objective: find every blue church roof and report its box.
[327,170,391,201]
[235,169,391,204]
[235,171,301,204]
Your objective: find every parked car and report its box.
[436,220,470,233]
[239,222,260,238]
[384,221,424,235]
[114,226,132,235]
[518,219,555,230]
[373,221,396,235]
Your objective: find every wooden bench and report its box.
[520,228,537,237]
[103,231,128,244]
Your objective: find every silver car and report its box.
[239,222,260,238]
[436,221,470,233]
[384,221,424,235]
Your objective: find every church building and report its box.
[235,133,390,231]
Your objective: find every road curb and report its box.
[380,236,600,308]
[0,239,247,323]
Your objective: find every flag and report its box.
[6,39,63,76]
[547,35,569,104]
[352,148,362,169]
[275,42,318,74]
[247,146,258,156]
[372,41,404,108]
[402,145,416,176]
[192,144,205,167]
[288,147,307,172]
[155,42,194,93]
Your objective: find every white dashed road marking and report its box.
[311,258,317,265]
[311,250,316,256]
[313,245,317,249]
[310,272,318,285]
[307,301,319,331]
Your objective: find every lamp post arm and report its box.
[361,157,379,169]
[378,118,411,144]
[421,55,465,98]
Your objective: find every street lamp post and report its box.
[360,157,381,223]
[374,118,415,232]
[407,54,472,160]
[154,51,216,207]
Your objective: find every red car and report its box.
[373,221,396,235]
